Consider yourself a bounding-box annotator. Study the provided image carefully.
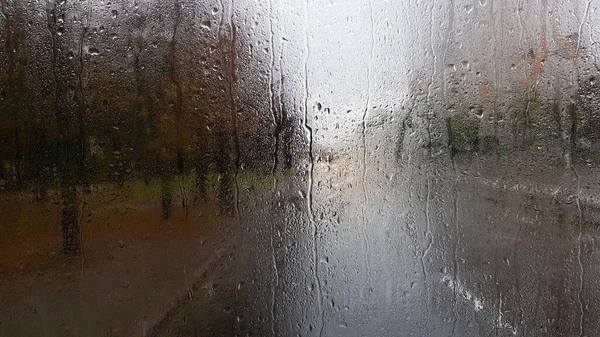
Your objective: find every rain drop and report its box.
[475,108,484,118]
[87,47,100,56]
[201,20,212,30]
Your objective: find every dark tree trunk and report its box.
[161,173,173,220]
[281,100,294,170]
[216,131,232,214]
[47,1,86,255]
[194,106,209,202]
[195,156,208,201]
[61,185,80,255]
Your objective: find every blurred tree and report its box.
[0,0,267,253]
[46,0,87,255]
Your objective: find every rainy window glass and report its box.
[2,0,600,336]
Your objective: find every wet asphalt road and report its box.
[153,148,600,337]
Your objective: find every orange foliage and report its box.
[480,82,490,103]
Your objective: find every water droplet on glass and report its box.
[475,108,484,118]
[465,5,474,13]
[461,60,470,69]
[201,20,212,30]
[87,47,100,56]
[111,10,118,19]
